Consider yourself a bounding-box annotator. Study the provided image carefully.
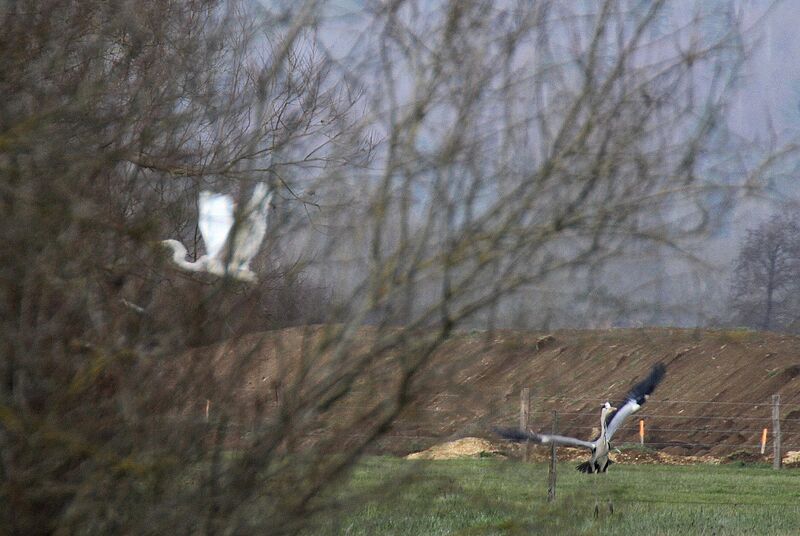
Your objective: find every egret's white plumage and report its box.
[162,184,273,282]
[226,183,273,281]
[496,363,665,474]
[198,191,234,260]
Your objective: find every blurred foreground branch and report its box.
[0,0,793,534]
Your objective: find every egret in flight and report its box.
[497,363,665,473]
[163,183,273,282]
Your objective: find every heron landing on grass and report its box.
[496,363,666,473]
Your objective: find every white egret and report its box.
[162,183,273,282]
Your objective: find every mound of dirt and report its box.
[405,437,505,460]
[391,328,800,457]
[783,450,800,468]
[206,326,800,458]
[406,440,725,466]
[724,450,768,464]
[616,451,721,465]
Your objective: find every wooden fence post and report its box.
[772,394,782,470]
[547,410,558,503]
[520,388,530,461]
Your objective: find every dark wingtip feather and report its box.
[627,363,666,404]
[576,461,593,473]
[493,427,537,443]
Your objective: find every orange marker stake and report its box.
[761,427,768,454]
[639,419,645,445]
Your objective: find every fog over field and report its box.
[5,1,800,533]
[298,0,800,329]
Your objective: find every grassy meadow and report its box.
[308,457,800,535]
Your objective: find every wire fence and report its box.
[199,387,800,462]
[508,392,800,458]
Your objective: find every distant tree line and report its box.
[729,214,800,332]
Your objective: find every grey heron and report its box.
[162,183,273,282]
[496,363,665,473]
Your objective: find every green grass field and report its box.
[308,457,800,535]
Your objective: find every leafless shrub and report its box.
[729,214,800,332]
[0,0,791,534]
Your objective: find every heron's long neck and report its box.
[600,411,608,437]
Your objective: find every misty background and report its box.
[6,1,800,533]
[283,0,800,330]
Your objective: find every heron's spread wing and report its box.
[604,403,638,443]
[495,428,594,450]
[606,363,665,441]
[199,191,234,259]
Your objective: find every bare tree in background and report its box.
[0,0,789,534]
[730,214,800,331]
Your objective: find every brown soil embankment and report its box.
[202,327,800,457]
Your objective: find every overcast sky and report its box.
[732,1,800,140]
[306,0,800,327]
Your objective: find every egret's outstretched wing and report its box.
[495,428,595,450]
[231,183,272,266]
[199,191,234,259]
[606,363,666,441]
